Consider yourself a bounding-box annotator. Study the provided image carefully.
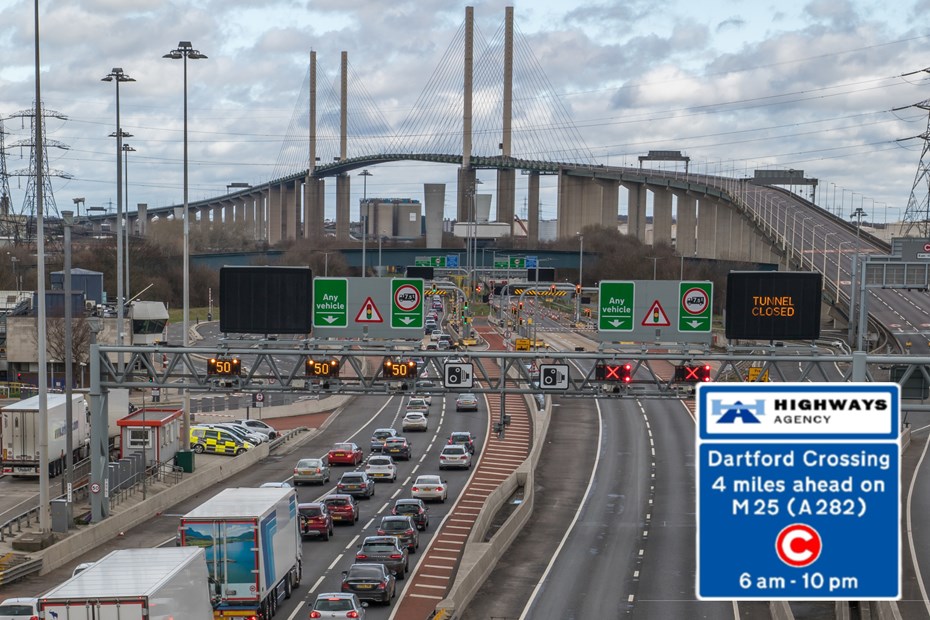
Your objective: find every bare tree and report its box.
[38,318,92,368]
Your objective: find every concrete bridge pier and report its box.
[198,206,210,233]
[336,174,350,240]
[223,201,234,227]
[424,183,445,249]
[268,184,283,245]
[557,174,584,238]
[623,182,647,242]
[304,177,324,240]
[557,174,620,239]
[496,169,515,234]
[598,179,618,229]
[283,180,299,241]
[674,192,697,257]
[527,172,540,249]
[211,205,222,233]
[234,198,245,224]
[695,198,717,259]
[457,168,477,222]
[652,188,673,246]
[256,189,267,241]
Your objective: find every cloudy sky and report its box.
[0,0,927,226]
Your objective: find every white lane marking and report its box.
[907,434,930,617]
[327,554,343,571]
[518,391,602,620]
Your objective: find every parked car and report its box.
[0,598,39,620]
[207,422,267,445]
[369,428,399,453]
[337,471,376,499]
[189,426,253,456]
[439,444,472,469]
[365,455,398,482]
[355,536,409,580]
[293,457,330,485]
[391,498,429,530]
[377,515,419,553]
[402,411,428,432]
[324,494,360,525]
[382,437,412,461]
[233,418,279,439]
[448,431,477,454]
[340,564,395,606]
[411,475,448,503]
[328,442,364,466]
[455,393,479,412]
[309,592,369,618]
[298,502,334,540]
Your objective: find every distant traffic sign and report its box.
[313,278,348,328]
[598,281,635,331]
[697,383,900,600]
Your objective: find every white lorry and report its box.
[1,393,87,477]
[38,547,215,619]
[178,486,302,619]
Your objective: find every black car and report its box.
[391,498,429,531]
[356,536,409,580]
[382,437,412,461]
[337,472,376,499]
[341,562,396,605]
[448,431,476,454]
[370,428,399,453]
[377,515,419,553]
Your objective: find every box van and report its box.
[189,426,254,456]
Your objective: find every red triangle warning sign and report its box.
[355,297,384,323]
[641,299,671,326]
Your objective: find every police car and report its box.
[190,426,254,456]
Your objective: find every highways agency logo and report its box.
[702,385,897,438]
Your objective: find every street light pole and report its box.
[575,233,583,323]
[164,41,207,450]
[62,210,75,504]
[101,68,134,365]
[359,170,372,278]
[122,143,136,302]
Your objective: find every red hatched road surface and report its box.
[391,322,533,619]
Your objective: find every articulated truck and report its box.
[39,547,215,619]
[179,486,303,619]
[1,393,87,477]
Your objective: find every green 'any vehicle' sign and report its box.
[599,281,635,331]
[313,278,348,328]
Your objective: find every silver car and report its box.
[402,411,428,432]
[233,418,279,439]
[293,457,331,485]
[439,444,472,470]
[309,592,367,618]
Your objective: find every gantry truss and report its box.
[91,343,930,410]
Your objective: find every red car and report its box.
[323,494,360,525]
[298,502,334,540]
[328,442,364,466]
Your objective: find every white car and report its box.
[411,475,448,503]
[364,455,398,482]
[0,598,39,619]
[430,330,443,341]
[260,481,293,488]
[439,444,472,470]
[233,419,279,439]
[402,411,428,432]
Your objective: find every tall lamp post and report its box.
[122,143,136,301]
[575,233,583,324]
[359,170,372,277]
[164,41,207,451]
[101,68,134,363]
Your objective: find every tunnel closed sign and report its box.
[725,272,821,341]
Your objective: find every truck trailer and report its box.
[1,393,87,477]
[38,546,215,619]
[179,486,303,619]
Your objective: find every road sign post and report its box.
[696,383,900,600]
[598,281,635,331]
[391,279,424,329]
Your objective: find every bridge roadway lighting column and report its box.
[164,41,206,450]
[101,68,134,367]
[822,231,837,276]
[837,241,852,302]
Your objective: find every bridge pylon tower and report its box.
[0,118,16,242]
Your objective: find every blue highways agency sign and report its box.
[696,383,900,601]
